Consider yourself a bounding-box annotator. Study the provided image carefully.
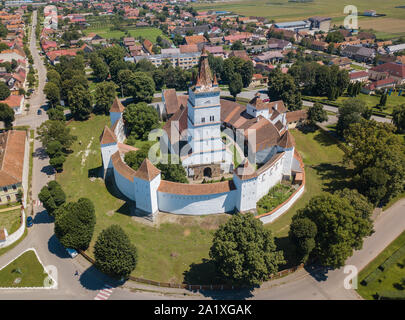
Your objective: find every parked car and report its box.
[66,248,78,258]
[37,109,42,115]
[26,216,33,227]
[263,98,270,102]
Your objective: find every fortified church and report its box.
[100,50,306,218]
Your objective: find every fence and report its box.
[0,208,26,248]
[78,249,305,291]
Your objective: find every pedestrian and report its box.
[74,270,79,276]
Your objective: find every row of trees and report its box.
[39,181,137,279]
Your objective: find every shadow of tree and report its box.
[78,265,125,291]
[275,236,298,270]
[47,234,70,259]
[312,163,353,193]
[41,165,55,176]
[33,209,53,224]
[304,264,332,282]
[182,258,256,299]
[183,258,219,285]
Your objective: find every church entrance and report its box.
[203,167,212,178]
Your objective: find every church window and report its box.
[201,117,205,123]
[210,115,214,121]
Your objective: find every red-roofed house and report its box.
[0,95,24,114]
[369,62,405,85]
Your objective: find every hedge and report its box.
[378,245,405,271]
[376,291,405,300]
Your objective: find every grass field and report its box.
[56,115,229,283]
[83,26,170,43]
[193,0,405,39]
[56,116,348,282]
[0,250,48,288]
[0,209,21,235]
[357,231,405,300]
[265,127,346,238]
[306,92,405,115]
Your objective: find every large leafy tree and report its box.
[293,193,373,268]
[128,72,155,103]
[68,85,93,120]
[307,102,328,125]
[392,104,405,133]
[54,198,96,250]
[344,119,405,205]
[222,56,253,88]
[0,103,15,129]
[123,102,159,140]
[228,72,243,100]
[156,155,188,183]
[38,181,66,217]
[209,213,285,286]
[124,145,150,170]
[289,217,317,263]
[94,225,138,279]
[268,69,302,111]
[44,82,61,107]
[0,82,11,100]
[94,81,117,114]
[90,53,109,82]
[336,98,371,137]
[37,120,76,150]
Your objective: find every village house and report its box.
[349,70,369,83]
[369,62,405,84]
[0,130,29,204]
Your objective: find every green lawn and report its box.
[56,115,229,283]
[265,127,346,238]
[0,250,48,287]
[305,92,405,115]
[83,26,170,43]
[0,209,22,235]
[357,231,405,300]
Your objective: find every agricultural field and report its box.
[193,0,405,38]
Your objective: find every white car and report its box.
[66,248,78,258]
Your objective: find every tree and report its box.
[128,72,155,103]
[46,69,62,87]
[392,104,405,132]
[268,69,302,111]
[90,56,109,82]
[336,98,371,137]
[0,103,15,129]
[54,198,96,250]
[209,213,285,286]
[124,145,149,170]
[156,155,188,183]
[344,120,405,205]
[293,194,373,268]
[123,102,159,140]
[68,85,93,120]
[0,82,11,100]
[37,120,76,150]
[231,40,244,50]
[38,181,66,217]
[44,82,60,107]
[47,105,65,121]
[307,102,328,125]
[0,23,8,38]
[94,225,137,279]
[94,81,117,114]
[228,72,243,100]
[379,92,388,107]
[289,217,317,263]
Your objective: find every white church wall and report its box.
[134,175,160,213]
[113,117,126,143]
[157,190,237,215]
[233,175,257,212]
[101,143,118,170]
[256,155,285,200]
[282,147,294,176]
[113,166,136,201]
